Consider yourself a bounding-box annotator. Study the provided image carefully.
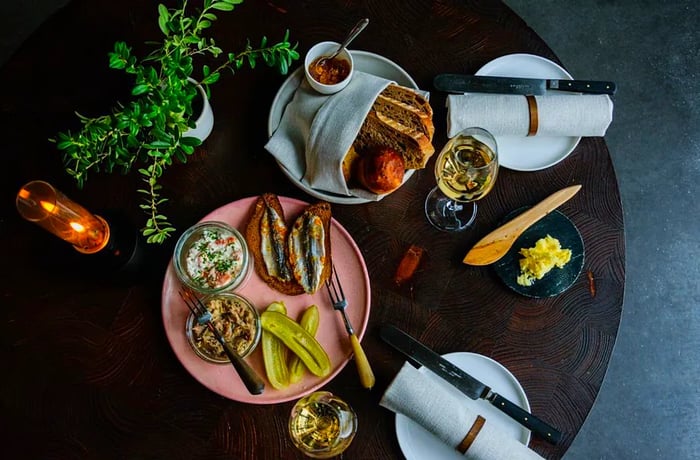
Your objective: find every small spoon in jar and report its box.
[316,18,369,66]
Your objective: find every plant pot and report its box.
[183,78,214,142]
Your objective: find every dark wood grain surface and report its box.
[0,0,624,458]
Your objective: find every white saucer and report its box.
[267,50,418,205]
[395,352,531,460]
[475,53,581,171]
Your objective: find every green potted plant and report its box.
[53,0,299,243]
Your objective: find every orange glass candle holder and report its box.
[16,180,110,254]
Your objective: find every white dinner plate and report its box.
[267,50,418,204]
[475,53,581,171]
[395,352,531,459]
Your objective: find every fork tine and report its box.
[332,265,345,301]
[179,290,199,316]
[325,264,344,304]
[190,292,210,314]
[325,267,336,302]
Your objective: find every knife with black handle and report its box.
[380,324,562,445]
[434,73,616,95]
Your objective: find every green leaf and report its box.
[211,2,234,11]
[109,53,125,69]
[202,72,220,85]
[56,140,73,150]
[158,6,170,35]
[131,84,150,96]
[181,136,202,147]
[147,141,172,148]
[158,4,169,20]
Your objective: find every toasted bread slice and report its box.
[246,194,305,296]
[380,84,434,119]
[307,203,332,288]
[373,94,435,141]
[354,111,435,169]
[287,202,333,294]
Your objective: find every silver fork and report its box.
[180,290,265,395]
[326,265,375,389]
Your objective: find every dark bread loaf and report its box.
[372,93,435,140]
[342,145,361,183]
[380,83,434,119]
[354,111,434,169]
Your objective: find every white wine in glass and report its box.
[425,127,498,231]
[288,391,357,458]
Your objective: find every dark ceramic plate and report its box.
[493,208,584,298]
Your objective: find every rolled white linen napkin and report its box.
[265,71,393,201]
[446,93,613,138]
[380,362,544,460]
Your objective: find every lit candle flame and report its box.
[70,222,86,232]
[16,180,110,253]
[40,200,56,213]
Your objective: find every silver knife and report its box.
[434,73,616,95]
[380,324,562,445]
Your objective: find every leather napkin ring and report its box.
[457,415,486,454]
[526,95,539,136]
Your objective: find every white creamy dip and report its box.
[186,229,244,289]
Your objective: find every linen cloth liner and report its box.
[380,363,544,460]
[447,93,613,138]
[265,71,393,201]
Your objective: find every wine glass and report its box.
[288,391,358,458]
[425,127,499,231]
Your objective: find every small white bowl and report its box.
[304,41,354,95]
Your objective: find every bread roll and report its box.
[357,147,405,194]
[342,145,361,183]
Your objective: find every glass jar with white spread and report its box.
[173,221,251,294]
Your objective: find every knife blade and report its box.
[380,324,562,445]
[434,73,616,95]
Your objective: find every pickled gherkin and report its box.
[261,310,331,377]
[289,305,320,383]
[262,301,289,389]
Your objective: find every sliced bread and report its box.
[372,93,435,141]
[353,110,435,170]
[380,83,434,119]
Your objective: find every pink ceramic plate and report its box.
[162,196,371,404]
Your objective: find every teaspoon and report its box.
[317,18,369,65]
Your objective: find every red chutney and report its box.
[309,56,351,85]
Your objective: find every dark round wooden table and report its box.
[0,1,624,458]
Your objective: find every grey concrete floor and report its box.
[504,1,700,459]
[2,1,698,459]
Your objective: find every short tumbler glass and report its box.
[288,391,358,458]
